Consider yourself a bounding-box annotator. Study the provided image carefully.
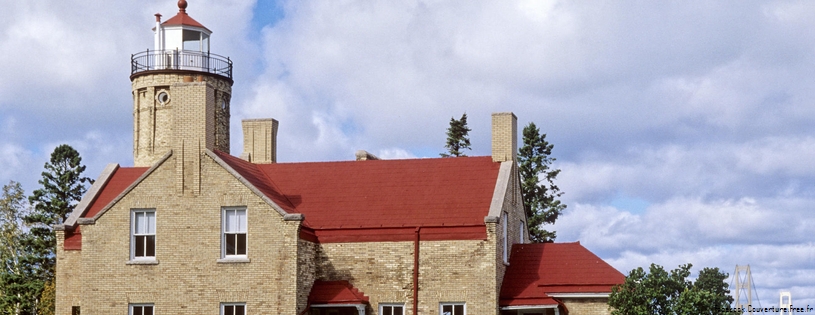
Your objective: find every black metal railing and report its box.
[131,49,232,79]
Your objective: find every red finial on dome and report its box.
[178,0,188,13]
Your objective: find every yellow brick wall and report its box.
[297,239,319,313]
[132,73,231,167]
[75,154,301,314]
[560,298,612,315]
[310,235,500,315]
[55,231,82,315]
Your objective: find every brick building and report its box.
[54,2,624,314]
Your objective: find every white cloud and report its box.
[3,0,815,307]
[0,142,34,185]
[377,148,415,160]
[558,135,815,206]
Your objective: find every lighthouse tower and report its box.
[130,0,232,170]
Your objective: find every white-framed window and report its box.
[131,209,156,260]
[221,303,246,315]
[519,220,525,244]
[440,302,465,315]
[129,303,154,315]
[222,207,247,257]
[380,303,404,315]
[502,212,508,263]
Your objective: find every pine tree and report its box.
[440,113,471,157]
[25,145,92,314]
[518,122,565,242]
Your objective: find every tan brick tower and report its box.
[130,0,232,170]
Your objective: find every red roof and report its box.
[213,151,501,241]
[84,167,149,219]
[161,5,210,32]
[308,280,369,304]
[500,242,625,306]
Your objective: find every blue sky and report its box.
[1,0,813,307]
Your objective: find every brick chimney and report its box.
[491,112,517,163]
[241,119,278,164]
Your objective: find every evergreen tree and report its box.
[609,263,735,315]
[518,122,565,242]
[25,145,92,314]
[440,113,471,157]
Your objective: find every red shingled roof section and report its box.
[83,167,149,219]
[162,11,210,32]
[213,151,296,212]
[308,280,369,304]
[214,151,501,230]
[500,242,625,306]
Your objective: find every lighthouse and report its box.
[130,0,233,194]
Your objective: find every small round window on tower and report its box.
[221,99,228,110]
[156,91,170,105]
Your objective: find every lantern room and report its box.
[154,0,211,53]
[131,0,231,80]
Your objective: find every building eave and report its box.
[63,163,120,227]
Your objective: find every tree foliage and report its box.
[609,263,735,315]
[0,181,40,314]
[37,279,55,315]
[440,113,472,157]
[23,144,92,315]
[28,144,92,226]
[518,122,565,242]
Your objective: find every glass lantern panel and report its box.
[183,29,201,51]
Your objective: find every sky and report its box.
[1,0,813,308]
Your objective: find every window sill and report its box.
[127,259,159,265]
[217,257,250,264]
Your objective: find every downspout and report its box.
[413,227,421,315]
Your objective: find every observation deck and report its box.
[131,49,232,81]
